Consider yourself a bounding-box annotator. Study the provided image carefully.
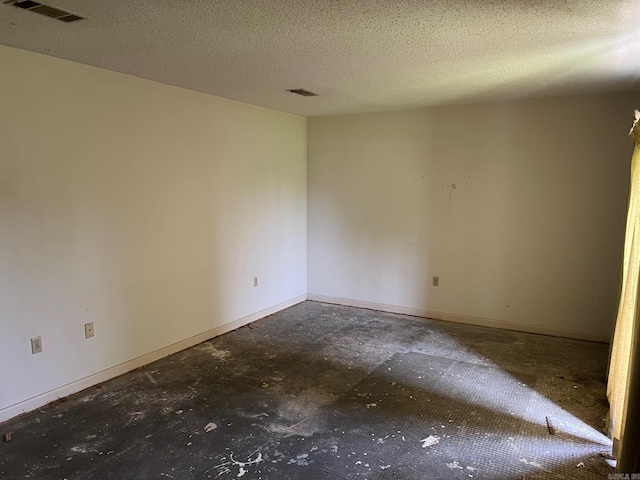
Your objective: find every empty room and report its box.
[1,1,640,479]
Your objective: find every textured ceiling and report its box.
[1,0,640,116]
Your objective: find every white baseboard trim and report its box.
[0,294,306,424]
[307,294,610,343]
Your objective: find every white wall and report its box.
[0,45,307,418]
[308,93,636,341]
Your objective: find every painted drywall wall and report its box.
[308,93,635,340]
[0,45,307,416]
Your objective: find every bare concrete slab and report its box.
[0,301,613,479]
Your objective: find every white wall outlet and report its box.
[253,276,258,288]
[31,336,43,354]
[84,322,94,339]
[432,276,440,287]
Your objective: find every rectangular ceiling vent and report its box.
[11,0,85,23]
[287,89,318,97]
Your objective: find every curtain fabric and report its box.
[608,110,640,460]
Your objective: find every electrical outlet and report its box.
[31,336,43,354]
[84,322,94,339]
[253,276,258,288]
[432,276,440,287]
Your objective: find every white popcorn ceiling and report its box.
[1,0,639,116]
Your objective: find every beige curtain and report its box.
[608,110,640,459]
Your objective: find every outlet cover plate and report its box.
[31,336,43,354]
[84,322,94,338]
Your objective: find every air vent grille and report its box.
[287,89,318,97]
[12,0,85,23]
[58,13,82,22]
[13,0,39,8]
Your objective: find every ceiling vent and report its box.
[11,0,85,23]
[287,89,318,97]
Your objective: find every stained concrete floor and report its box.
[1,301,614,479]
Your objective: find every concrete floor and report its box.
[1,301,614,479]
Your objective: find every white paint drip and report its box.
[519,458,544,469]
[241,412,269,419]
[204,422,217,432]
[230,452,263,467]
[196,344,231,360]
[446,461,463,469]
[287,453,311,466]
[211,451,264,479]
[128,411,145,424]
[421,435,440,448]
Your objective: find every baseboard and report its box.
[1,292,607,424]
[0,294,306,424]
[307,294,610,343]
